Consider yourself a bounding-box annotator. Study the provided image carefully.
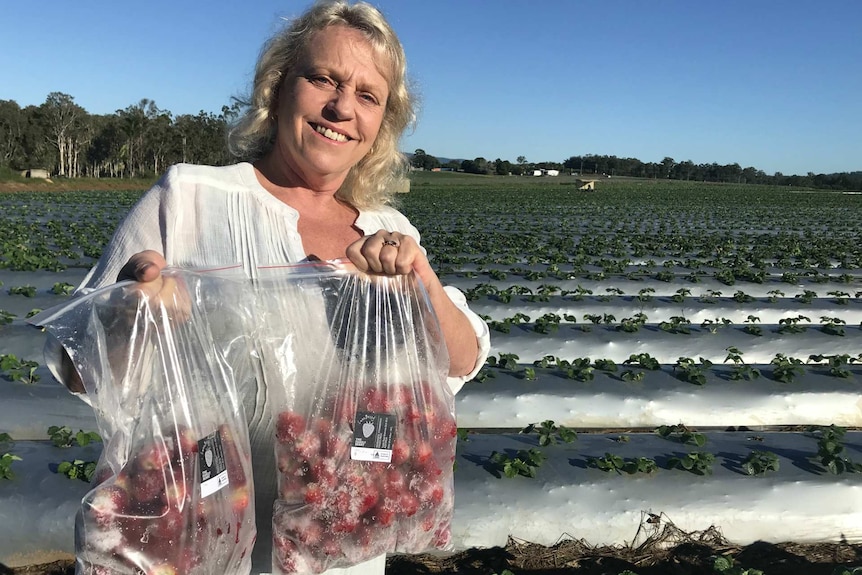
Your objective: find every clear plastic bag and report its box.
[32,267,257,575]
[252,261,456,574]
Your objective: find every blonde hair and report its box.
[228,0,414,209]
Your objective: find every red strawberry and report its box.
[331,514,359,534]
[296,519,324,546]
[310,459,337,488]
[276,411,306,443]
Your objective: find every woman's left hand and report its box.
[345,230,436,287]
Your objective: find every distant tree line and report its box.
[412,151,861,191]
[3,93,859,191]
[1,92,237,179]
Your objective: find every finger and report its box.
[118,250,167,283]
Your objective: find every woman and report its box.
[51,1,490,573]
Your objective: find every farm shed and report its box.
[576,178,596,191]
[20,168,49,179]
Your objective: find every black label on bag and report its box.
[198,430,229,497]
[351,412,395,463]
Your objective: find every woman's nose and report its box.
[327,87,355,119]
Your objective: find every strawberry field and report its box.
[1,173,861,574]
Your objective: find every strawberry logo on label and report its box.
[361,422,375,438]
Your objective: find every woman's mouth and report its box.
[313,123,349,143]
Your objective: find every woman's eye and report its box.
[358,92,379,105]
[308,75,335,88]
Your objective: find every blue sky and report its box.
[2,1,859,175]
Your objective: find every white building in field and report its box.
[532,169,560,177]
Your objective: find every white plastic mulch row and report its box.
[3,430,862,567]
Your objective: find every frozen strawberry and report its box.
[391,438,411,466]
[372,504,396,527]
[322,433,350,460]
[416,477,444,505]
[294,430,322,459]
[398,491,420,517]
[131,468,167,504]
[303,482,325,506]
[330,514,359,534]
[276,411,306,443]
[86,483,130,527]
[309,459,337,488]
[432,420,458,447]
[413,441,434,469]
[133,441,172,472]
[356,483,380,515]
[160,469,190,509]
[150,506,186,540]
[175,425,199,458]
[295,519,324,546]
[230,485,251,515]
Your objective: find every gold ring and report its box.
[382,239,398,247]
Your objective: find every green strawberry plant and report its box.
[794,289,817,304]
[808,425,862,474]
[673,357,713,385]
[0,452,22,480]
[533,313,562,334]
[588,453,657,475]
[670,288,690,303]
[618,313,648,333]
[665,451,715,475]
[733,290,754,303]
[777,315,810,334]
[521,420,576,446]
[624,353,661,370]
[7,285,37,297]
[766,289,784,303]
[741,450,780,476]
[712,554,763,575]
[56,459,98,482]
[0,354,40,383]
[621,369,646,382]
[819,316,846,336]
[660,316,691,334]
[47,426,102,448]
[656,424,707,447]
[827,290,850,305]
[487,353,520,372]
[808,354,853,378]
[50,281,75,295]
[743,315,762,336]
[769,354,804,383]
[724,347,760,381]
[0,309,15,325]
[489,448,547,479]
[636,287,655,302]
[593,358,617,372]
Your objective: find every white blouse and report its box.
[60,162,490,575]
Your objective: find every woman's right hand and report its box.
[117,250,191,323]
[117,250,167,282]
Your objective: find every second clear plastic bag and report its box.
[252,261,456,575]
[32,267,257,575]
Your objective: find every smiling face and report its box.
[267,24,390,192]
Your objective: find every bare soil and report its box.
[5,520,862,575]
